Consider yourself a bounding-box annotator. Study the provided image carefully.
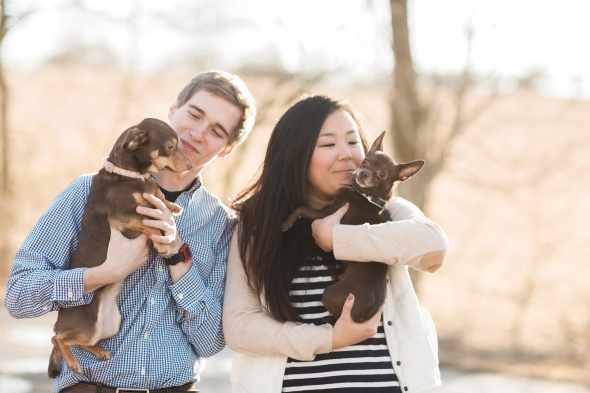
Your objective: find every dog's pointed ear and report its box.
[368,131,386,154]
[397,160,425,182]
[122,127,149,151]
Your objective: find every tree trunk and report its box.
[0,0,8,194]
[389,0,429,287]
[0,0,12,278]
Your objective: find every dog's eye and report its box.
[377,170,387,179]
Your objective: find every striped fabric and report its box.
[282,258,401,392]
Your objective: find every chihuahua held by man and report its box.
[48,118,193,378]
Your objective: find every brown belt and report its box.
[60,381,199,393]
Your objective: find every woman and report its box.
[223,95,448,393]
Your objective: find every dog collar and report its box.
[351,184,388,210]
[102,157,151,181]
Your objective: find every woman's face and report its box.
[307,109,365,209]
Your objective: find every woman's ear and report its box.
[168,102,178,121]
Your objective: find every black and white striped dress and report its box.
[281,255,401,392]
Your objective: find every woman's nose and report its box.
[338,144,354,160]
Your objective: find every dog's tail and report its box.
[48,345,62,378]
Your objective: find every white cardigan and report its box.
[223,197,448,393]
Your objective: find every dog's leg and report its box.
[281,207,331,232]
[52,336,83,375]
[47,345,63,378]
[162,200,183,216]
[118,219,176,257]
[322,282,349,321]
[80,345,112,360]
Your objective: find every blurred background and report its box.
[0,0,589,391]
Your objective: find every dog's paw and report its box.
[280,222,291,232]
[95,349,112,361]
[155,243,174,258]
[169,203,183,216]
[67,361,84,375]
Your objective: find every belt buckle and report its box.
[115,389,150,393]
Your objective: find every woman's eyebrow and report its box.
[318,130,357,137]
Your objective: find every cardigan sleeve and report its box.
[332,197,448,272]
[222,231,333,361]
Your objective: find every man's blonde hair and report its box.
[176,70,256,146]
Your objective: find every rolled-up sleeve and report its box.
[333,197,448,272]
[5,175,93,318]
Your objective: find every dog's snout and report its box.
[357,170,369,179]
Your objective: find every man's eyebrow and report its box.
[188,104,230,138]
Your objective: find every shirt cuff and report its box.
[52,268,93,307]
[168,263,206,315]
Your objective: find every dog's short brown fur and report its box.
[281,131,424,323]
[48,118,193,378]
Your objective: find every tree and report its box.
[0,0,35,277]
[388,0,497,285]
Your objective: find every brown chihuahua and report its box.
[281,131,424,323]
[48,118,193,378]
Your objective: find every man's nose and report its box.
[190,124,207,141]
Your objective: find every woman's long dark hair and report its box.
[233,95,369,322]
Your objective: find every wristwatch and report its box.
[164,243,192,266]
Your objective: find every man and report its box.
[5,70,256,393]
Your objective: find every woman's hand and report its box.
[311,203,349,252]
[137,190,183,253]
[332,293,383,349]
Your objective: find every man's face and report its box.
[168,90,242,174]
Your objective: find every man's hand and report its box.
[137,191,182,253]
[84,227,149,294]
[311,203,349,252]
[138,191,189,282]
[332,294,383,349]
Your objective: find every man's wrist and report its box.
[83,265,114,294]
[164,243,192,266]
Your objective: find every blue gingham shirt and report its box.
[5,174,234,392]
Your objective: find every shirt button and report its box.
[396,361,401,366]
[150,298,155,305]
[158,267,163,273]
[177,293,184,299]
[143,333,149,340]
[67,291,73,298]
[387,321,393,326]
[42,306,48,311]
[404,387,408,391]
[141,368,146,375]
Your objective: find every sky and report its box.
[4,0,590,99]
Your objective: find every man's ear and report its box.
[217,144,236,158]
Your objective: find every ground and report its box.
[1,303,589,393]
